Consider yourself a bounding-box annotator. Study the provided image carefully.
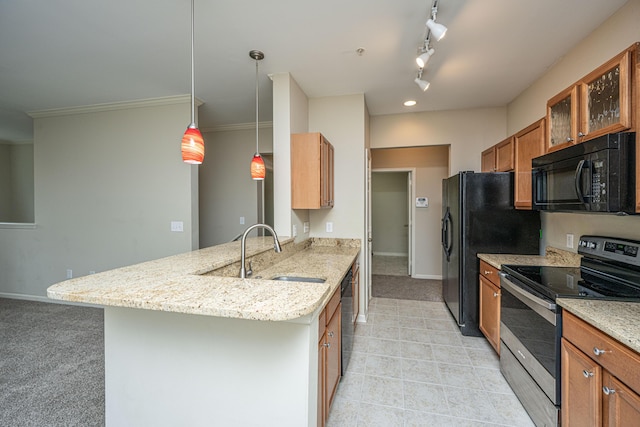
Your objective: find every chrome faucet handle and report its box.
[246,260,253,277]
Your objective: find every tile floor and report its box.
[326,297,535,427]
[372,255,409,276]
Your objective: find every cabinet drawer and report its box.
[479,260,500,287]
[325,287,340,326]
[563,311,640,394]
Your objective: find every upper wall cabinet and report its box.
[514,118,545,209]
[546,43,638,153]
[481,137,514,172]
[291,132,334,209]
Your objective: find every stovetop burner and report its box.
[501,235,640,302]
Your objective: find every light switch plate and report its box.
[566,233,574,249]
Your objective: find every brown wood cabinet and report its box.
[291,132,334,209]
[546,43,638,153]
[561,311,640,426]
[495,137,515,172]
[318,286,341,426]
[513,118,545,209]
[478,260,500,354]
[481,137,514,172]
[481,146,497,172]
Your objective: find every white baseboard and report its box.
[356,312,368,323]
[373,252,408,257]
[0,292,102,308]
[411,274,443,280]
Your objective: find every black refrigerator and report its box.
[441,172,540,336]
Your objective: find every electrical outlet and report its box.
[171,221,184,232]
[566,233,574,249]
[66,269,73,279]
[303,222,310,233]
[292,224,297,237]
[326,222,333,233]
[240,216,245,225]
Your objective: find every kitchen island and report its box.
[47,237,360,427]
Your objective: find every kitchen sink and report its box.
[270,276,326,283]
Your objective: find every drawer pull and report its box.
[583,370,594,378]
[593,347,607,356]
[493,292,500,297]
[484,270,492,275]
[603,386,616,395]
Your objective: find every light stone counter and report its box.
[47,236,360,321]
[558,298,640,354]
[478,246,581,270]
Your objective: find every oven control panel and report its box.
[579,235,640,267]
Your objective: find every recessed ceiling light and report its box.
[404,100,417,107]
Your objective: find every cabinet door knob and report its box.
[583,370,594,378]
[593,347,606,356]
[328,331,334,337]
[566,137,574,142]
[484,270,492,275]
[603,386,616,395]
[323,342,331,348]
[493,292,500,297]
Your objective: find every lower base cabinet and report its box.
[318,287,341,427]
[561,311,640,426]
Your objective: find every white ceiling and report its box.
[0,0,629,141]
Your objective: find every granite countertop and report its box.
[478,247,581,269]
[47,237,360,322]
[558,298,640,354]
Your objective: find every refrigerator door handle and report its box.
[441,209,452,262]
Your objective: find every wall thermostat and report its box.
[416,197,429,208]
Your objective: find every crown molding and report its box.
[28,95,204,118]
[203,121,273,133]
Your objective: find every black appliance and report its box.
[340,269,353,375]
[441,172,541,336]
[532,131,636,213]
[499,235,640,427]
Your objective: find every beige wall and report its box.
[370,107,507,174]
[308,95,367,239]
[0,98,198,298]
[507,0,640,250]
[371,146,449,278]
[199,126,273,247]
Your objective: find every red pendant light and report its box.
[182,125,204,164]
[250,153,265,180]
[249,50,265,180]
[181,0,204,164]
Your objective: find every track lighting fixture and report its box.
[412,0,447,92]
[414,69,430,92]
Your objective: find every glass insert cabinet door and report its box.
[546,85,579,153]
[579,49,632,140]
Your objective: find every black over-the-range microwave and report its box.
[532,131,636,214]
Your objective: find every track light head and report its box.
[426,18,447,41]
[416,48,435,68]
[414,76,430,92]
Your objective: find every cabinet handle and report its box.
[603,386,616,395]
[578,132,585,138]
[484,270,492,275]
[328,331,334,337]
[323,343,331,348]
[493,292,500,297]
[566,137,574,142]
[593,347,607,356]
[583,370,594,378]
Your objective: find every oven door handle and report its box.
[500,273,557,325]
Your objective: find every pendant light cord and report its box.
[255,57,259,154]
[189,0,196,127]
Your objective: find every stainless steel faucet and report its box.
[239,224,282,278]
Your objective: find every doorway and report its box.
[371,170,413,277]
